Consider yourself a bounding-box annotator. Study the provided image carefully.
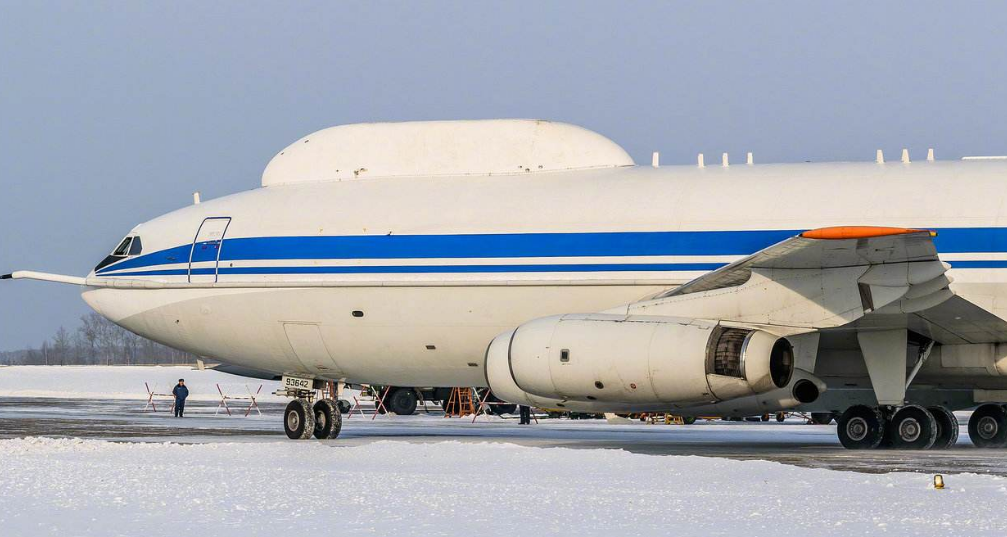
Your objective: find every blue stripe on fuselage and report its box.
[97,230,796,275]
[95,228,1007,276]
[217,230,800,260]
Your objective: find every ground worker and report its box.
[172,379,189,417]
[519,405,531,425]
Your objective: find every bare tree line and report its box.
[1,313,197,366]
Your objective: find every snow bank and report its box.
[0,365,285,402]
[1,437,1005,537]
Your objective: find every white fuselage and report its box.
[82,160,1007,387]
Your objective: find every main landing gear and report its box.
[836,404,960,450]
[283,396,343,440]
[967,404,1007,448]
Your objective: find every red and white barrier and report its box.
[348,385,391,420]
[471,388,537,423]
[214,384,263,417]
[142,382,176,413]
[142,382,262,416]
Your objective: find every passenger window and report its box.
[128,236,143,256]
[112,237,132,257]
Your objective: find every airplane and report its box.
[7,118,1007,450]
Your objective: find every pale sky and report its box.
[2,1,1007,348]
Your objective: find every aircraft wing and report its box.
[663,226,941,297]
[846,294,1007,344]
[626,226,1007,343]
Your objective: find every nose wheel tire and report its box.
[312,399,343,440]
[968,404,1007,448]
[928,406,959,449]
[837,405,886,449]
[885,405,937,450]
[284,399,316,440]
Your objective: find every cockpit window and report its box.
[128,236,143,256]
[95,235,142,272]
[112,237,133,257]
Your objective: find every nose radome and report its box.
[81,287,139,324]
[81,286,176,327]
[81,288,108,319]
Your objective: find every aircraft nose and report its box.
[80,287,107,318]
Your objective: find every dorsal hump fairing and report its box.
[260,119,635,187]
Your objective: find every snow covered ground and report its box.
[2,436,1006,537]
[0,365,286,402]
[3,366,1007,536]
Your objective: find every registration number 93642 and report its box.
[282,375,313,391]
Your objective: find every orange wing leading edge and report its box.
[801,226,937,240]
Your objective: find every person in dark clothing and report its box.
[172,379,189,417]
[519,405,532,425]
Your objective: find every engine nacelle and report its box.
[485,313,797,407]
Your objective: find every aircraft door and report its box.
[188,217,231,283]
[282,322,346,377]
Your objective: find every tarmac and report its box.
[3,396,1007,476]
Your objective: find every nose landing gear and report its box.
[283,397,344,440]
[283,399,317,440]
[280,385,344,440]
[312,399,343,440]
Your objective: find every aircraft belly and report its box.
[85,284,665,386]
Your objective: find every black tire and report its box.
[886,405,937,450]
[283,399,316,440]
[968,404,1007,448]
[337,399,352,415]
[432,387,452,403]
[775,412,786,423]
[312,399,342,440]
[837,405,885,449]
[683,416,697,425]
[491,404,518,416]
[810,412,835,425]
[760,414,770,422]
[928,406,959,449]
[386,388,418,415]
